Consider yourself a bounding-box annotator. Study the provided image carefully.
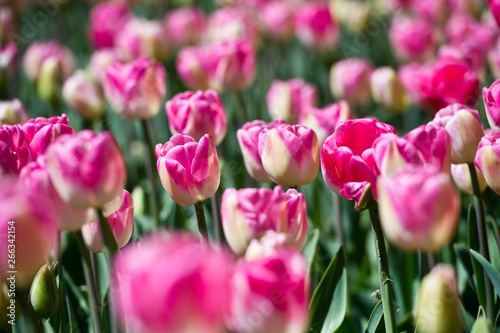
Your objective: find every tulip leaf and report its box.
[364,300,383,333]
[467,204,487,309]
[486,217,500,272]
[470,249,500,297]
[321,268,347,333]
[459,301,475,332]
[454,243,476,291]
[304,229,320,273]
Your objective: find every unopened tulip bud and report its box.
[398,62,425,104]
[370,67,409,113]
[451,163,487,195]
[0,99,28,125]
[378,166,460,252]
[259,124,319,187]
[332,0,369,32]
[156,134,219,207]
[330,58,374,105]
[23,41,76,83]
[294,2,339,51]
[63,70,105,120]
[475,131,500,195]
[166,90,227,145]
[164,6,207,47]
[29,264,59,319]
[490,0,500,28]
[176,45,213,90]
[37,57,61,102]
[483,79,500,130]
[414,265,462,333]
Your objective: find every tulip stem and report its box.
[467,162,494,321]
[141,119,160,229]
[210,195,222,243]
[75,231,103,333]
[98,208,119,259]
[195,202,209,243]
[368,206,397,333]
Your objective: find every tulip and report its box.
[227,248,309,333]
[244,231,290,261]
[398,62,425,104]
[259,124,320,187]
[445,13,497,55]
[46,130,126,208]
[207,7,260,47]
[0,178,57,288]
[88,2,130,49]
[370,67,409,113]
[429,103,484,164]
[0,99,28,126]
[115,18,170,61]
[266,79,318,124]
[19,157,89,231]
[89,48,123,84]
[321,118,396,210]
[23,41,76,83]
[221,186,308,256]
[330,58,374,106]
[176,44,214,90]
[29,264,59,319]
[0,125,33,175]
[164,6,207,47]
[112,232,231,333]
[0,42,18,78]
[372,133,425,176]
[294,2,339,51]
[331,0,370,33]
[483,79,500,130]
[451,163,488,195]
[419,57,480,112]
[103,57,166,120]
[237,119,286,183]
[490,0,500,28]
[259,1,294,40]
[475,131,500,195]
[166,90,227,145]
[156,134,219,207]
[62,70,105,121]
[82,190,134,253]
[299,100,353,145]
[378,166,460,251]
[438,42,485,81]
[414,265,462,333]
[389,16,436,63]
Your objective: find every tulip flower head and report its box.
[330,58,374,106]
[483,79,500,130]
[63,70,105,121]
[451,163,488,195]
[294,1,339,51]
[0,99,28,126]
[389,15,436,63]
[164,6,207,47]
[88,2,130,49]
[475,130,500,195]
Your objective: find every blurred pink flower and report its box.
[0,99,28,126]
[483,79,500,130]
[330,58,374,105]
[89,48,123,84]
[164,6,207,47]
[259,1,294,40]
[475,130,500,195]
[294,1,339,50]
[63,70,105,121]
[206,7,260,46]
[88,2,130,49]
[389,16,436,63]
[23,41,76,82]
[0,124,33,175]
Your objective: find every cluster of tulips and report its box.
[2,0,500,332]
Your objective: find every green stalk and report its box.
[98,209,119,259]
[467,163,493,321]
[141,119,160,229]
[194,202,209,244]
[368,206,397,333]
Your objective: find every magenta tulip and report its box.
[88,2,130,49]
[489,0,500,28]
[259,1,294,40]
[389,15,436,63]
[89,48,123,84]
[0,125,33,175]
[483,79,500,130]
[294,1,339,51]
[330,58,374,106]
[164,6,207,47]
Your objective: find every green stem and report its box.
[481,193,500,255]
[75,231,103,333]
[210,195,222,244]
[194,202,209,243]
[141,119,160,229]
[468,163,493,321]
[97,209,119,260]
[368,206,397,333]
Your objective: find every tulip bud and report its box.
[207,7,260,47]
[46,130,126,208]
[370,67,409,113]
[156,134,219,207]
[82,190,134,253]
[259,2,294,40]
[29,264,59,319]
[294,2,339,51]
[259,124,320,187]
[266,79,318,124]
[483,79,500,130]
[37,57,62,102]
[63,70,105,121]
[330,58,374,106]
[0,125,33,175]
[429,103,484,164]
[176,45,213,90]
[112,232,231,333]
[438,42,485,79]
[451,163,487,195]
[103,57,166,120]
[389,16,436,63]
[166,90,227,145]
[237,119,286,183]
[414,265,462,333]
[0,99,28,126]
[378,166,460,252]
[23,41,76,83]
[89,48,123,84]
[88,2,130,49]
[164,6,206,47]
[474,131,500,195]
[332,0,370,32]
[227,248,310,333]
[299,101,353,145]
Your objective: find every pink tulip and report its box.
[294,1,339,51]
[237,119,286,183]
[82,190,134,253]
[378,166,460,251]
[321,118,396,210]
[389,16,436,63]
[221,186,308,255]
[451,163,487,195]
[438,42,485,78]
[370,67,409,113]
[0,42,18,78]
[207,7,260,46]
[88,2,130,49]
[164,6,207,47]
[115,18,170,61]
[0,178,57,288]
[166,90,227,145]
[489,0,500,29]
[488,38,500,79]
[103,57,166,119]
[19,157,88,231]
[156,134,219,207]
[259,1,294,40]
[176,44,214,90]
[372,133,425,176]
[429,103,484,163]
[418,57,480,112]
[0,124,33,175]
[474,131,500,195]
[89,48,123,84]
[258,124,320,187]
[445,13,497,55]
[112,232,231,333]
[23,41,77,82]
[266,78,318,124]
[227,248,309,333]
[0,99,28,126]
[483,79,500,130]
[330,58,374,105]
[63,70,105,120]
[46,130,126,208]
[299,100,353,145]
[0,7,16,45]
[398,62,426,104]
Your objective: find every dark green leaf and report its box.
[470,250,500,297]
[304,229,320,273]
[321,268,347,333]
[364,300,383,333]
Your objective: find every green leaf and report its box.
[470,249,500,297]
[459,301,475,332]
[467,205,487,309]
[364,300,383,333]
[486,217,500,272]
[304,229,320,273]
[321,268,347,333]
